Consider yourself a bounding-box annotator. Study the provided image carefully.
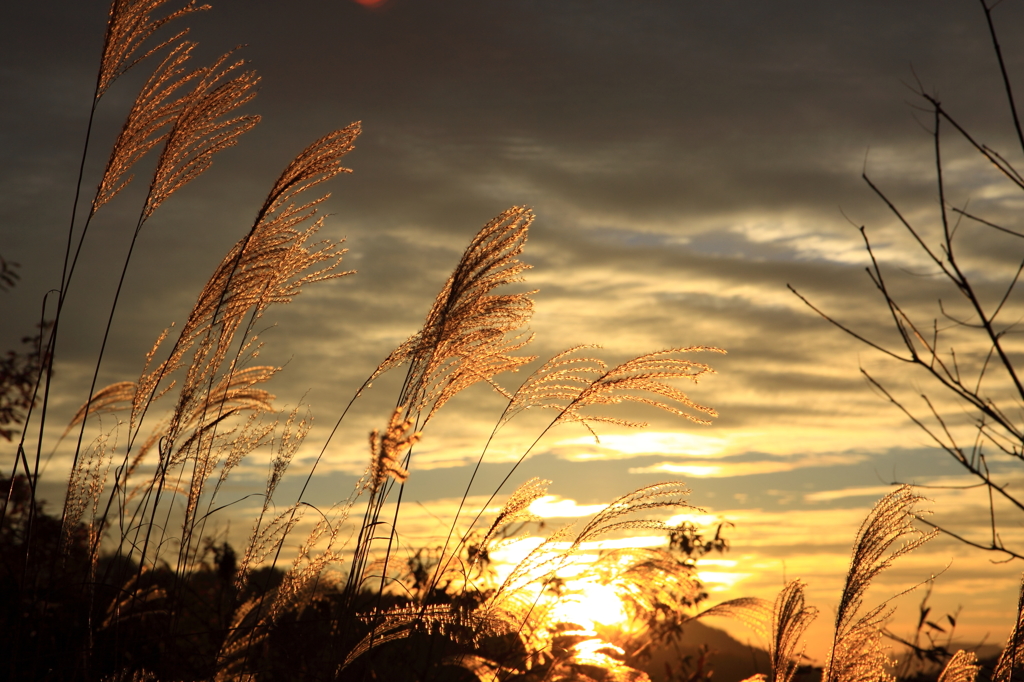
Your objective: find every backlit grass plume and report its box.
[824,485,936,682]
[98,0,209,99]
[92,40,199,214]
[376,205,537,425]
[769,580,818,682]
[938,650,980,682]
[993,575,1024,682]
[141,49,260,219]
[556,346,724,437]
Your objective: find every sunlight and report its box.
[549,579,631,631]
[696,570,753,592]
[571,638,628,668]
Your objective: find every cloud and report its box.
[628,453,868,478]
[528,495,609,519]
[804,485,903,502]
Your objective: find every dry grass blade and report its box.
[993,574,1024,682]
[939,650,980,682]
[377,206,536,422]
[143,50,260,218]
[98,0,209,98]
[93,41,200,214]
[770,580,818,682]
[558,346,724,437]
[824,485,936,682]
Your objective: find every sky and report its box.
[4,0,1024,662]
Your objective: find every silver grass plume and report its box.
[695,597,772,641]
[498,345,606,426]
[92,40,201,214]
[134,125,359,438]
[340,604,512,672]
[374,206,537,424]
[824,485,936,682]
[98,0,208,99]
[479,477,549,548]
[939,651,980,682]
[368,407,420,493]
[489,482,695,610]
[142,49,260,219]
[993,574,1024,682]
[770,581,818,682]
[557,347,724,439]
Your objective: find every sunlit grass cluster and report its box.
[4,2,1024,681]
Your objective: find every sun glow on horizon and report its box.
[549,579,632,632]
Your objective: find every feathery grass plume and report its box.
[65,381,138,435]
[234,503,303,590]
[266,404,310,499]
[488,524,579,611]
[695,597,773,641]
[342,409,421,606]
[490,482,695,611]
[96,128,356,584]
[181,406,306,579]
[142,50,260,219]
[101,567,166,629]
[340,603,513,672]
[423,348,604,594]
[824,485,936,682]
[580,545,708,657]
[142,126,358,381]
[993,574,1024,682]
[215,595,266,680]
[267,550,342,623]
[769,580,818,682]
[131,127,359,438]
[92,40,200,214]
[576,481,695,544]
[213,409,275,492]
[179,401,302,564]
[499,345,607,426]
[479,476,549,547]
[938,650,980,682]
[97,0,209,99]
[62,430,114,555]
[376,206,537,424]
[368,407,420,493]
[178,365,276,433]
[557,347,725,438]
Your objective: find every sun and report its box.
[549,579,631,632]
